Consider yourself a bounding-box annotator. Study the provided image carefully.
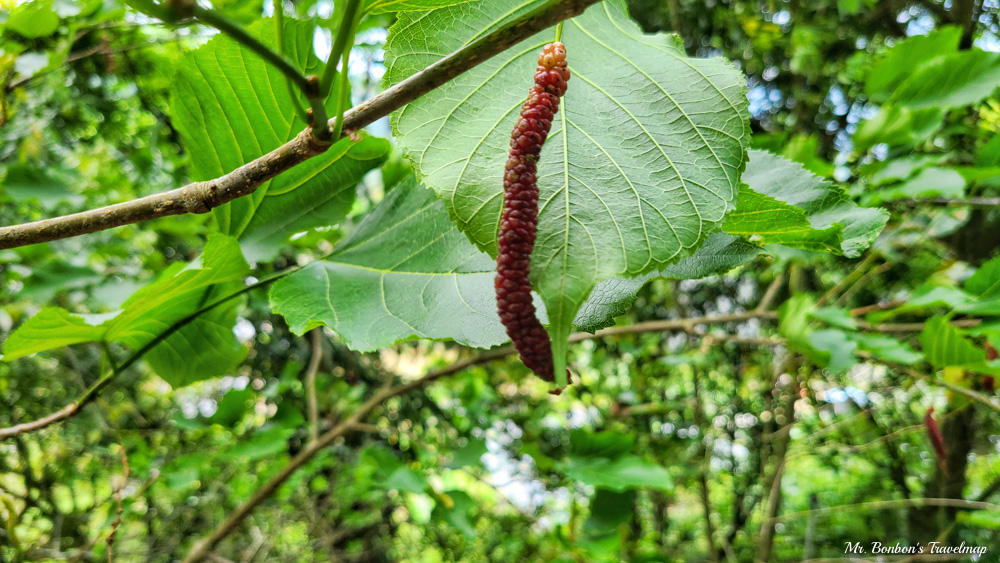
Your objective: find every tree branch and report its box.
[889,197,1000,207]
[0,0,604,251]
[773,497,1000,522]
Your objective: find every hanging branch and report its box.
[0,0,603,251]
[318,0,363,98]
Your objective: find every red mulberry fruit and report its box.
[924,407,948,475]
[495,42,570,382]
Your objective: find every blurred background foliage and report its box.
[1,0,1000,561]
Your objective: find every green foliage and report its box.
[3,235,250,386]
[2,0,1000,561]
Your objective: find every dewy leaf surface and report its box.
[386,0,751,373]
[171,18,390,262]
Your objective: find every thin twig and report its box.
[889,197,1000,207]
[304,329,323,443]
[106,443,130,563]
[856,351,1000,414]
[772,497,1000,522]
[817,253,877,307]
[0,0,603,250]
[320,0,363,97]
[755,272,786,313]
[273,0,309,124]
[855,319,981,333]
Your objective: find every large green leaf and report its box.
[966,255,1000,299]
[2,236,250,387]
[171,18,390,262]
[271,177,506,351]
[386,0,751,378]
[850,333,923,366]
[7,0,60,38]
[919,316,988,370]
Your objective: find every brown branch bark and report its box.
[0,0,603,251]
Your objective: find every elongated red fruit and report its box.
[924,407,948,476]
[495,42,570,382]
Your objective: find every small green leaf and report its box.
[920,317,986,369]
[585,489,634,531]
[851,333,923,365]
[853,105,945,151]
[889,50,1000,110]
[808,329,857,374]
[2,236,250,387]
[447,439,487,469]
[569,429,635,459]
[209,388,254,426]
[7,0,60,38]
[2,164,83,211]
[779,294,817,352]
[966,255,1000,299]
[432,490,477,537]
[227,426,294,460]
[384,467,428,493]
[811,307,857,331]
[957,510,1000,530]
[564,456,672,492]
